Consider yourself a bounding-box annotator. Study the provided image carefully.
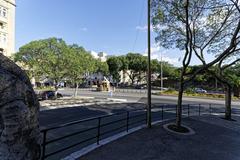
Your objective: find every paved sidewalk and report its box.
[78,115,240,160]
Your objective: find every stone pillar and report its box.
[0,55,41,160]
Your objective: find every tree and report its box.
[231,64,240,97]
[152,0,240,127]
[94,60,109,76]
[107,56,123,83]
[67,44,95,96]
[126,53,147,85]
[151,59,177,78]
[15,38,70,94]
[0,54,41,160]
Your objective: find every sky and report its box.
[15,0,214,66]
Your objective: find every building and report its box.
[0,0,15,57]
[90,51,107,62]
[84,51,109,86]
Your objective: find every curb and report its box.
[62,118,175,160]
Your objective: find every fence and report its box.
[40,103,236,160]
[77,87,157,94]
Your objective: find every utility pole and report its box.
[147,0,152,128]
[160,52,163,91]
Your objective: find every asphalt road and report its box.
[59,88,240,107]
[40,88,240,159]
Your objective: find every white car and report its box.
[194,88,207,93]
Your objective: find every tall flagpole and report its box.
[147,0,152,128]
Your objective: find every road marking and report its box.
[107,98,127,102]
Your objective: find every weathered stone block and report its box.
[0,55,41,160]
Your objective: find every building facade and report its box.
[0,0,15,57]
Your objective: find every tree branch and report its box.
[221,58,240,70]
[201,4,235,50]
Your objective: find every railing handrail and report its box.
[41,103,210,132]
[41,108,148,132]
[41,103,236,159]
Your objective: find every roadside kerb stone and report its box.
[77,115,240,160]
[62,118,175,160]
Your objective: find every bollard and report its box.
[97,117,101,145]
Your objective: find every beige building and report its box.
[0,0,15,57]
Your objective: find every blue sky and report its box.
[15,0,213,66]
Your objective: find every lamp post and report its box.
[147,0,152,128]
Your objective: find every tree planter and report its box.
[163,123,195,136]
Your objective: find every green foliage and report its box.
[107,56,122,82]
[67,44,95,85]
[15,38,69,89]
[14,38,103,91]
[95,60,109,76]
[105,53,179,84]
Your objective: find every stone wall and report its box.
[0,55,41,160]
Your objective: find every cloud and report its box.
[79,27,88,32]
[136,25,153,32]
[136,24,161,32]
[143,44,180,66]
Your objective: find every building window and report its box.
[0,22,6,30]
[0,6,7,18]
[3,34,6,43]
[0,48,4,54]
[3,8,6,17]
[0,33,7,44]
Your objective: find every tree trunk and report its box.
[233,85,240,98]
[54,81,59,98]
[176,78,184,128]
[0,55,41,160]
[130,77,134,85]
[74,83,79,97]
[225,84,232,120]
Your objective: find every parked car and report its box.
[135,84,147,89]
[36,90,63,100]
[194,88,207,93]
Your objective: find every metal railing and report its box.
[76,87,152,94]
[40,103,236,160]
[41,108,148,160]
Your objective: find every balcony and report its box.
[0,16,7,23]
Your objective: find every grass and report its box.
[155,90,239,100]
[35,86,54,91]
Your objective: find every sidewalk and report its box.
[78,115,240,160]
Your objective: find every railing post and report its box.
[199,104,201,116]
[145,109,148,124]
[97,117,101,145]
[176,105,177,117]
[126,111,129,132]
[161,105,164,120]
[209,104,212,115]
[188,104,190,117]
[41,130,47,160]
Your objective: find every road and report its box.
[59,88,240,107]
[40,88,240,159]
